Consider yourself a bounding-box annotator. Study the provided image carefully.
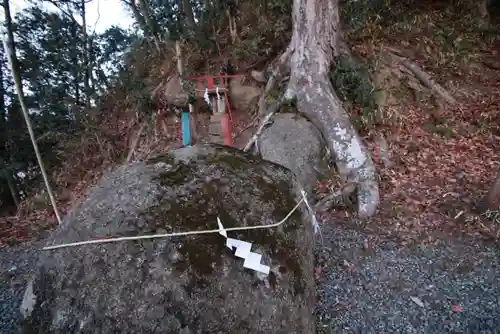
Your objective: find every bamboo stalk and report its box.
[2,37,62,225]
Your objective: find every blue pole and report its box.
[181,111,191,146]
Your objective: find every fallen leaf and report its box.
[410,296,425,308]
[451,304,462,312]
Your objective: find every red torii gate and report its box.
[183,74,245,146]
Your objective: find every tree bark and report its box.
[282,0,379,217]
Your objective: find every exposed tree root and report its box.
[401,60,456,105]
[285,0,379,217]
[247,0,380,217]
[243,100,281,152]
[314,191,344,212]
[386,47,456,105]
[481,58,500,70]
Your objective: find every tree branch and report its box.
[45,0,81,26]
[243,99,282,152]
[386,47,456,105]
[257,47,293,117]
[401,59,456,105]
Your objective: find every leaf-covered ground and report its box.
[317,68,499,242]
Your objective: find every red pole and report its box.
[220,113,232,146]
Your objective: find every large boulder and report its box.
[259,113,324,194]
[229,76,263,111]
[21,144,315,333]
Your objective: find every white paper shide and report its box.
[217,217,270,275]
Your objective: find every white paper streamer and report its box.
[216,86,221,100]
[204,88,210,105]
[217,217,270,275]
[301,189,319,234]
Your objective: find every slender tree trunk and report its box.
[0,48,5,133]
[69,21,80,108]
[125,0,149,34]
[4,169,19,208]
[2,0,19,86]
[181,0,195,29]
[81,0,90,107]
[202,0,211,24]
[129,0,161,51]
[283,0,379,217]
[477,0,490,28]
[2,0,26,128]
[136,0,155,32]
[2,0,62,224]
[88,35,96,94]
[136,0,159,38]
[226,0,239,43]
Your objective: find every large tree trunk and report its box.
[279,0,379,217]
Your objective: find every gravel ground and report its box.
[1,223,499,334]
[315,221,500,333]
[0,242,41,334]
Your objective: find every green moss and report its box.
[139,147,307,295]
[156,163,194,186]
